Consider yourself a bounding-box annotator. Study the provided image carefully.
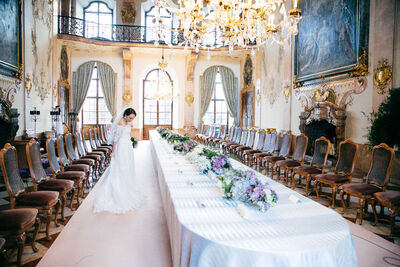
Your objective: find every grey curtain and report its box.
[199,66,218,129]
[71,61,95,132]
[97,61,116,118]
[219,66,239,125]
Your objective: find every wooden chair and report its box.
[88,128,111,163]
[236,128,256,160]
[74,132,105,176]
[291,136,330,195]
[209,125,227,147]
[26,139,74,222]
[46,137,86,208]
[195,124,208,142]
[81,129,109,165]
[0,144,59,241]
[204,125,219,146]
[340,143,394,225]
[228,128,248,154]
[220,127,237,152]
[276,134,309,183]
[314,139,358,207]
[94,128,112,149]
[262,133,292,178]
[372,191,400,236]
[253,131,278,171]
[0,208,41,266]
[243,129,265,166]
[65,133,96,181]
[222,127,242,154]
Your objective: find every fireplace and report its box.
[299,101,346,156]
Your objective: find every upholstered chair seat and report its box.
[64,164,90,173]
[342,183,382,196]
[276,159,301,168]
[17,191,59,208]
[372,191,400,236]
[56,171,86,180]
[38,179,74,192]
[314,173,349,184]
[0,208,41,266]
[0,208,38,232]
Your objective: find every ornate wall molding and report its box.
[0,74,21,104]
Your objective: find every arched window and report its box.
[84,1,113,39]
[203,71,233,127]
[145,6,172,43]
[81,64,112,125]
[143,69,173,139]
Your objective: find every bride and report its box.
[93,108,144,214]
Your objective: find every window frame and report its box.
[204,71,230,127]
[83,1,113,39]
[144,5,173,43]
[143,68,174,126]
[80,64,112,126]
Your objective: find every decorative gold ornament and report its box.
[256,89,261,102]
[123,91,132,103]
[185,93,194,105]
[25,73,32,97]
[373,59,392,95]
[283,84,290,103]
[293,76,304,88]
[349,49,368,77]
[15,64,23,80]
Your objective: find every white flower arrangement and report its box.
[194,155,211,174]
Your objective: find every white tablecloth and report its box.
[150,131,357,267]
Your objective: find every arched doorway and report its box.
[143,68,173,139]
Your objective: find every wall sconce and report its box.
[123,91,132,103]
[373,59,392,95]
[185,92,194,105]
[283,85,290,103]
[25,73,32,97]
[256,89,261,102]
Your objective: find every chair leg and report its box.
[69,188,76,210]
[331,186,338,208]
[358,198,366,225]
[16,232,26,267]
[60,193,67,221]
[31,217,41,252]
[340,191,347,211]
[291,173,297,190]
[314,181,320,199]
[371,199,378,226]
[44,208,53,241]
[305,175,311,196]
[54,199,61,227]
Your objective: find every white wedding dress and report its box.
[93,124,144,214]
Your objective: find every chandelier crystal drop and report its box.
[153,0,301,50]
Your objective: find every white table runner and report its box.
[150,131,357,267]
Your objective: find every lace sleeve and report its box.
[112,125,125,143]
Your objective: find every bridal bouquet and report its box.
[131,137,138,148]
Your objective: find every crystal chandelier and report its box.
[153,0,301,51]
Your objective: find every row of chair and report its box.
[0,125,111,266]
[196,125,397,231]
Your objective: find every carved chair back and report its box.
[278,133,292,158]
[335,139,358,178]
[262,131,277,153]
[46,138,62,174]
[88,129,98,150]
[228,126,236,142]
[26,139,47,187]
[234,127,242,143]
[75,132,86,157]
[93,128,102,147]
[81,129,91,153]
[255,130,265,150]
[56,135,71,167]
[292,134,309,163]
[239,129,248,146]
[366,143,394,188]
[309,136,330,170]
[65,133,79,161]
[0,144,26,203]
[99,126,107,143]
[246,128,256,148]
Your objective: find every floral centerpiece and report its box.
[210,155,231,174]
[194,155,211,174]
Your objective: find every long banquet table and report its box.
[150,130,357,267]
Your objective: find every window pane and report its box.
[85,3,98,12]
[99,3,112,13]
[87,81,97,97]
[215,83,225,99]
[85,13,98,23]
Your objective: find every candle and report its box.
[293,0,298,9]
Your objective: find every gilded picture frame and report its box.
[0,0,22,78]
[294,0,369,85]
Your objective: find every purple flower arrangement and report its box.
[211,155,231,174]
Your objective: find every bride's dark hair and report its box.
[123,108,136,117]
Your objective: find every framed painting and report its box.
[0,0,22,78]
[58,81,71,126]
[294,0,369,84]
